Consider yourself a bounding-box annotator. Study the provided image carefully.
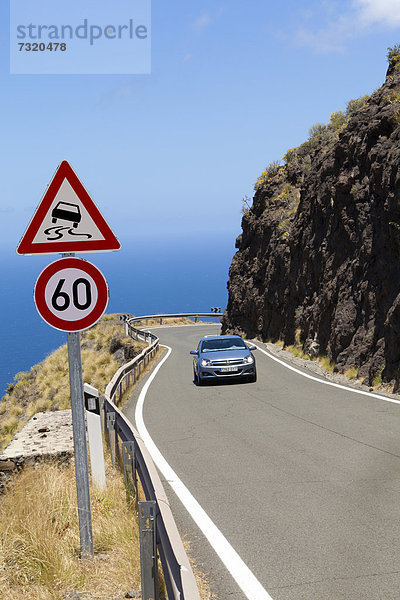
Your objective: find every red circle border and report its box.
[34,257,109,332]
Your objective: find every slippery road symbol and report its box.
[43,226,92,240]
[17,161,121,255]
[43,201,93,240]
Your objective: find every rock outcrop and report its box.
[0,410,74,492]
[222,48,400,389]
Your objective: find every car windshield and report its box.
[201,338,247,352]
[55,202,80,214]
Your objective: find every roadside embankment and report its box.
[0,315,212,600]
[0,314,146,451]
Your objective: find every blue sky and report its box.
[1,0,400,254]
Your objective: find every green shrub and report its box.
[384,90,400,104]
[346,95,370,117]
[255,161,284,190]
[372,371,383,388]
[240,195,252,215]
[308,123,325,137]
[329,110,347,132]
[387,44,400,67]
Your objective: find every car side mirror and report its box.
[248,344,257,350]
[190,350,198,355]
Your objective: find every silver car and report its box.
[190,334,257,385]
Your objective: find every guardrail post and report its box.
[106,412,116,466]
[122,441,138,505]
[139,501,159,600]
[99,396,105,434]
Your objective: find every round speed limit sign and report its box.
[34,257,109,332]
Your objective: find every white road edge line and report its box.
[135,344,274,600]
[254,344,400,405]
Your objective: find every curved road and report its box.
[125,324,400,600]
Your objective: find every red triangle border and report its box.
[17,161,121,255]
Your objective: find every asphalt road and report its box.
[124,324,400,600]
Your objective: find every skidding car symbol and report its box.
[51,201,81,228]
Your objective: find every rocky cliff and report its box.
[222,47,400,389]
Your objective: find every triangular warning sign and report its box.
[17,161,121,255]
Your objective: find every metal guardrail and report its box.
[103,315,206,599]
[106,326,159,403]
[126,312,222,326]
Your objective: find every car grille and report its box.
[209,358,244,367]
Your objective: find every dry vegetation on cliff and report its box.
[254,94,370,195]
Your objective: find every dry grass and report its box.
[285,344,311,361]
[273,339,285,348]
[344,366,358,380]
[372,370,383,389]
[267,338,337,374]
[0,456,141,600]
[0,315,146,451]
[132,316,203,327]
[318,355,335,373]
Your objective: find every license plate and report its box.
[220,367,238,372]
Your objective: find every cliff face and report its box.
[222,51,400,388]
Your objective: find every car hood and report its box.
[200,349,250,361]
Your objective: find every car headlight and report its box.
[244,355,254,364]
[201,359,210,367]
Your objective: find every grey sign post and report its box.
[19,160,120,560]
[67,331,94,557]
[33,253,111,558]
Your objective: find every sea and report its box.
[0,232,237,397]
